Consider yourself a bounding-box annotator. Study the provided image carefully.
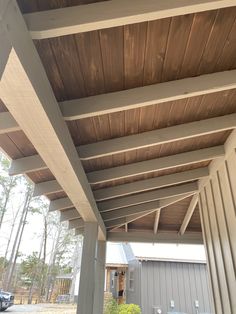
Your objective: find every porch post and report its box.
[77,222,98,314]
[199,140,236,314]
[93,240,107,314]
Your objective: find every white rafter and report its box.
[88,146,224,184]
[33,180,62,197]
[24,0,236,39]
[179,194,199,235]
[1,70,236,134]
[94,167,208,201]
[78,114,236,160]
[102,201,159,221]
[98,182,198,212]
[49,197,73,212]
[60,208,80,222]
[153,210,161,234]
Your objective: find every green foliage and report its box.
[104,298,119,314]
[0,256,8,270]
[20,252,45,286]
[118,304,141,314]
[104,299,141,314]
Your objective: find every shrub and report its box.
[118,304,141,314]
[104,299,141,314]
[104,298,119,314]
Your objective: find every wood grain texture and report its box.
[2,4,236,236]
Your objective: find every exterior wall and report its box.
[199,146,236,314]
[136,260,213,314]
[126,259,141,307]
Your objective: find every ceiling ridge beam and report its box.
[94,167,208,201]
[179,194,199,235]
[88,146,225,184]
[24,0,236,39]
[79,113,236,160]
[98,182,198,212]
[1,70,236,135]
[107,231,203,244]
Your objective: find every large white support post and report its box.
[93,241,107,314]
[199,132,236,314]
[78,222,98,314]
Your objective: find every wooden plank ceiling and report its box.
[1,1,236,238]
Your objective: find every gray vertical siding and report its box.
[126,258,141,307]
[127,260,213,314]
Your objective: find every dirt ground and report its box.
[4,304,76,313]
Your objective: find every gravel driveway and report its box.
[3,304,76,313]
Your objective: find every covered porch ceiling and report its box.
[1,0,236,243]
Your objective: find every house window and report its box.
[129,269,134,291]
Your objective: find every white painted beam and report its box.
[107,231,203,244]
[1,70,236,134]
[98,182,198,212]
[102,201,159,221]
[9,144,218,183]
[79,114,236,160]
[24,0,236,39]
[179,194,199,235]
[49,197,73,212]
[5,112,233,163]
[158,193,195,207]
[9,155,47,176]
[153,210,161,234]
[88,146,224,184]
[0,1,105,238]
[33,179,62,197]
[94,167,208,201]
[0,70,236,137]
[105,211,154,229]
[60,208,80,222]
[0,112,20,134]
[60,70,236,120]
[69,218,84,229]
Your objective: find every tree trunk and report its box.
[4,187,32,290]
[45,225,62,302]
[0,178,14,229]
